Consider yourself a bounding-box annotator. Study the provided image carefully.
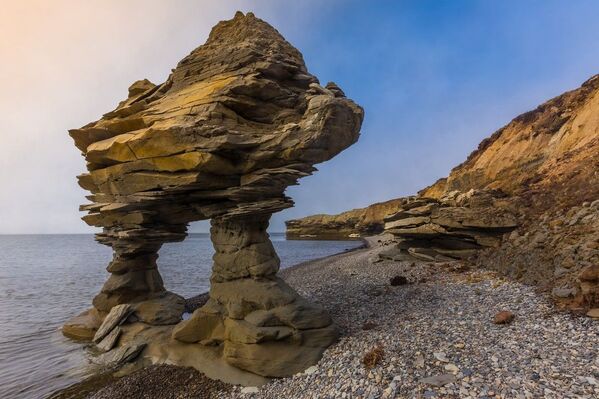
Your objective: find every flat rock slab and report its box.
[96,326,122,352]
[96,341,146,366]
[93,304,133,343]
[420,373,457,387]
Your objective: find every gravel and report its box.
[87,235,599,398]
[221,235,599,399]
[89,365,231,399]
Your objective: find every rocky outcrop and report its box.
[287,75,599,310]
[379,190,517,262]
[420,75,599,213]
[63,12,363,379]
[285,198,405,239]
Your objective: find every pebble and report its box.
[240,386,259,394]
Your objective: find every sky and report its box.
[1,0,599,234]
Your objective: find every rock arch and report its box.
[63,12,363,378]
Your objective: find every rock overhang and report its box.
[71,12,363,238]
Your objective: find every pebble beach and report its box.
[90,235,599,399]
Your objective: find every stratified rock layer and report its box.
[286,198,405,239]
[64,11,363,378]
[380,190,517,262]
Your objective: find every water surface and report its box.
[0,233,361,399]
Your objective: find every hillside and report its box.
[286,75,599,308]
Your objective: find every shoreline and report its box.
[57,236,598,398]
[50,241,371,399]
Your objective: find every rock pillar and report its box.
[93,241,165,313]
[172,214,338,377]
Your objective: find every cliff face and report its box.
[421,75,599,212]
[285,198,406,239]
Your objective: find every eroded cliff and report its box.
[287,75,599,309]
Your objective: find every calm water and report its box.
[0,233,360,399]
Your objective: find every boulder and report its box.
[134,292,185,325]
[62,308,102,340]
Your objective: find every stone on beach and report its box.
[419,373,457,387]
[493,310,515,325]
[95,342,147,367]
[93,304,133,343]
[96,326,122,352]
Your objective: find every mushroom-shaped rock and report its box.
[64,12,363,378]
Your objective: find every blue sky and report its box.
[1,1,599,233]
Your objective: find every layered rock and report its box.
[380,190,517,262]
[287,74,599,310]
[63,11,363,378]
[285,198,405,239]
[420,75,599,212]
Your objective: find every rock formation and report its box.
[287,74,599,311]
[380,190,518,262]
[286,198,405,239]
[63,11,363,379]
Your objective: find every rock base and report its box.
[171,215,338,377]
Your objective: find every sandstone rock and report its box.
[223,325,337,377]
[62,308,102,340]
[134,292,185,325]
[65,12,363,378]
[95,341,146,366]
[285,198,407,239]
[493,310,515,325]
[171,308,225,344]
[93,304,133,343]
[96,326,122,352]
[587,308,599,319]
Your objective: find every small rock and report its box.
[96,326,122,352]
[493,310,515,324]
[95,341,146,366]
[444,363,459,374]
[433,351,449,362]
[414,353,425,368]
[389,275,409,286]
[420,373,457,387]
[241,386,260,394]
[552,287,577,298]
[304,366,318,375]
[93,304,133,343]
[586,308,599,319]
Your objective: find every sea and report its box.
[0,233,361,399]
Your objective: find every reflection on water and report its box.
[0,233,360,399]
